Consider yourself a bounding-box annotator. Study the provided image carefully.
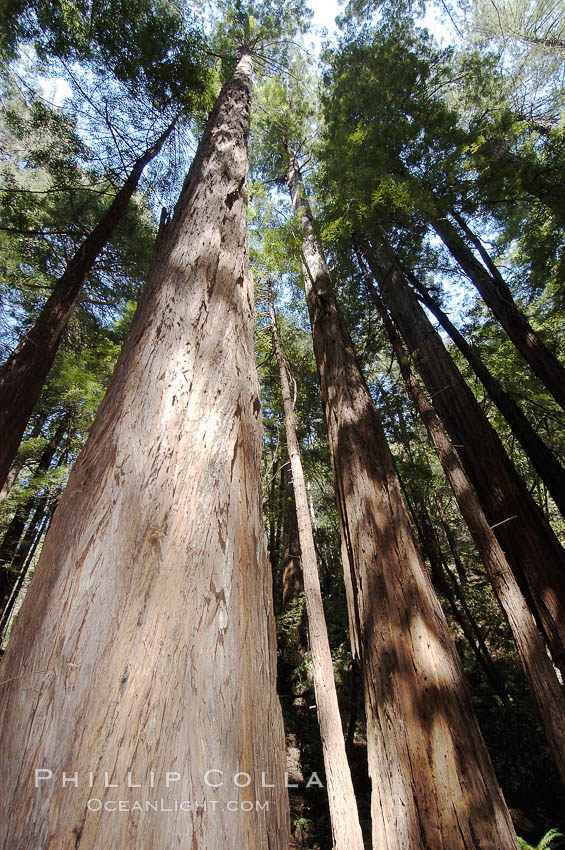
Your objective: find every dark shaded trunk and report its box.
[369,271,565,788]
[0,53,289,849]
[433,214,565,411]
[345,658,359,756]
[406,484,507,702]
[0,416,68,609]
[409,273,565,518]
[0,119,176,492]
[0,494,58,643]
[288,156,518,850]
[434,495,467,584]
[362,237,565,682]
[281,463,303,610]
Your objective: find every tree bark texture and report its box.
[287,156,519,850]
[409,274,565,519]
[0,53,289,850]
[433,214,565,412]
[371,280,565,790]
[363,238,565,681]
[0,120,176,493]
[269,293,365,850]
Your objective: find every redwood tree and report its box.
[0,120,175,493]
[0,49,289,850]
[368,273,565,790]
[286,153,518,850]
[269,291,364,850]
[362,235,565,680]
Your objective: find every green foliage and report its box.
[517,830,565,850]
[1,0,212,115]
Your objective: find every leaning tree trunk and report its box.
[287,155,519,850]
[432,214,565,412]
[0,119,176,493]
[362,237,565,681]
[0,51,289,850]
[371,278,565,790]
[269,292,365,850]
[409,273,565,519]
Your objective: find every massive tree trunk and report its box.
[269,293,364,850]
[0,52,289,850]
[409,273,565,519]
[362,237,565,681]
[370,278,565,790]
[432,214,565,412]
[0,119,176,493]
[287,155,519,850]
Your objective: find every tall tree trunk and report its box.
[269,292,364,850]
[0,52,289,850]
[0,119,176,493]
[369,276,565,788]
[280,464,303,611]
[362,237,565,681]
[287,155,519,850]
[432,214,565,412]
[408,273,565,518]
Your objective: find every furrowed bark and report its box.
[370,277,565,789]
[269,291,364,850]
[433,214,565,412]
[362,238,565,681]
[409,273,565,519]
[287,156,518,850]
[0,52,289,850]
[0,119,176,492]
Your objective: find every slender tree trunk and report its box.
[287,155,518,850]
[432,214,565,411]
[269,292,364,850]
[0,416,46,504]
[370,278,565,788]
[0,416,68,609]
[0,119,176,493]
[409,273,565,518]
[362,237,565,682]
[0,52,289,850]
[0,494,58,643]
[345,658,359,756]
[280,464,303,610]
[434,495,467,584]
